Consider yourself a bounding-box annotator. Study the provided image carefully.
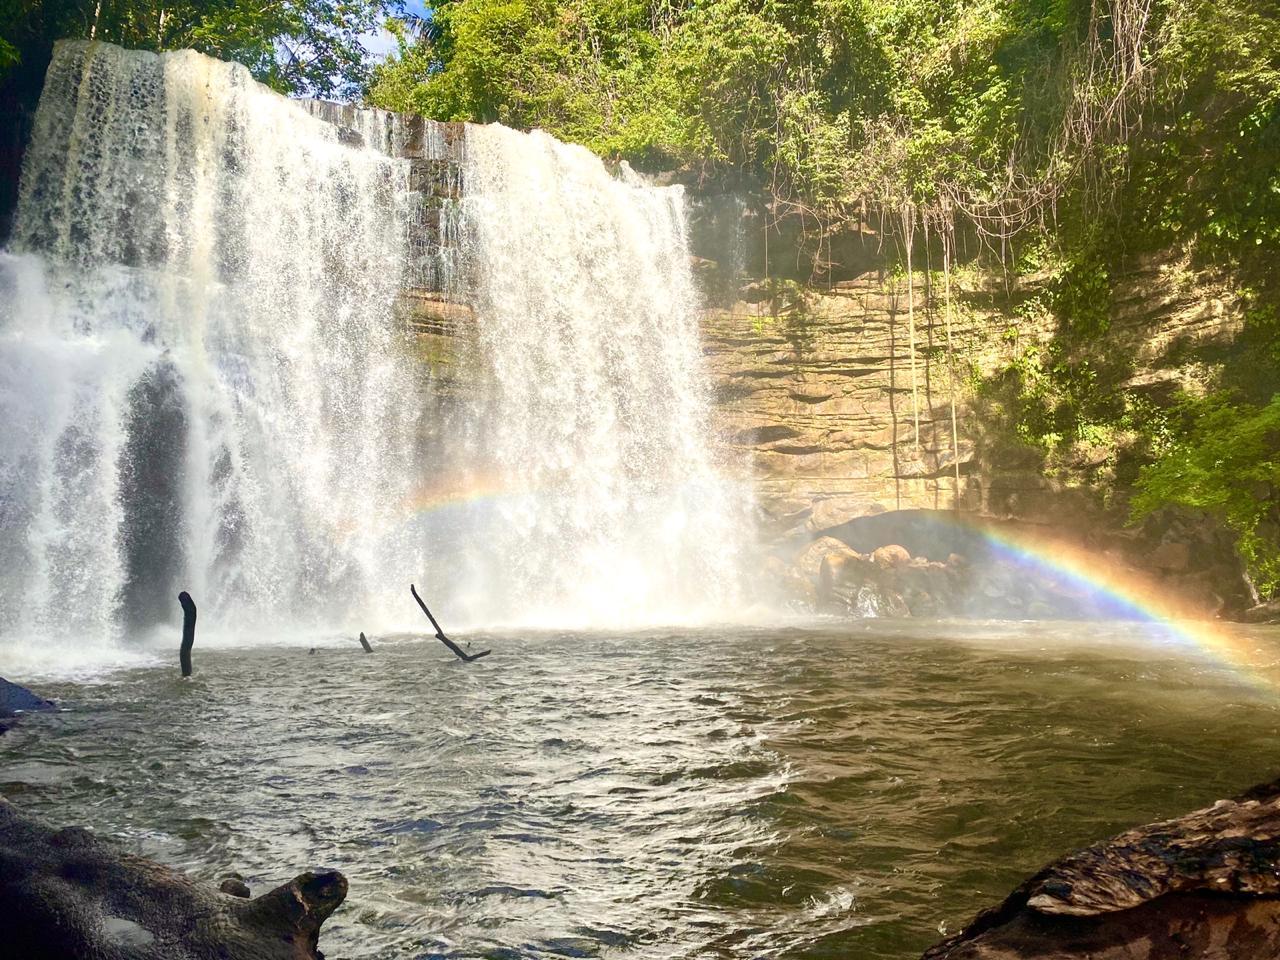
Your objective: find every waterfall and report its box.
[0,40,425,659]
[436,125,751,626]
[0,41,751,665]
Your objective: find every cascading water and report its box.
[0,40,426,661]
[0,41,753,667]
[433,125,752,626]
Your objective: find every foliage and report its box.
[1132,395,1280,599]
[0,0,402,96]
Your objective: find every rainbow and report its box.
[405,471,532,514]
[376,475,1279,691]
[949,516,1280,694]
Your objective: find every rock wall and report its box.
[702,276,987,538]
[699,257,1256,614]
[702,258,1245,541]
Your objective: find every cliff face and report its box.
[702,276,983,538]
[697,257,1256,614]
[702,259,1245,538]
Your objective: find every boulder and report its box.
[0,799,346,959]
[818,550,873,609]
[0,678,55,734]
[871,544,912,569]
[922,775,1280,959]
[824,557,911,618]
[1243,599,1280,624]
[0,678,55,717]
[792,535,861,580]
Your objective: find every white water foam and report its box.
[435,126,753,627]
[1,41,426,662]
[1,42,755,673]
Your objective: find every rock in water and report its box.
[870,544,912,569]
[922,776,1280,959]
[0,678,55,717]
[0,800,346,959]
[1243,599,1280,624]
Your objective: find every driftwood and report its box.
[178,590,197,677]
[357,632,373,653]
[922,775,1280,959]
[0,799,346,960]
[409,584,491,662]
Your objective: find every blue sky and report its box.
[361,1,432,61]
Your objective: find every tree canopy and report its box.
[1,0,403,97]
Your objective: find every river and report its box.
[2,619,1276,959]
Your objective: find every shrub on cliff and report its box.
[1132,394,1280,600]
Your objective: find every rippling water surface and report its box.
[2,620,1278,959]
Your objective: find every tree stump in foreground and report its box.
[0,799,346,960]
[923,775,1280,959]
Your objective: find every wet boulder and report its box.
[0,799,347,960]
[821,551,910,618]
[922,775,1280,959]
[0,678,55,716]
[871,543,912,569]
[793,535,862,580]
[0,678,55,733]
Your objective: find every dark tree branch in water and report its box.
[409,584,490,662]
[177,591,196,677]
[357,632,373,653]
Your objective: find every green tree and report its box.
[1133,395,1280,600]
[1,0,402,96]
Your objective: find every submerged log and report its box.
[178,590,196,677]
[922,775,1280,959]
[0,799,346,960]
